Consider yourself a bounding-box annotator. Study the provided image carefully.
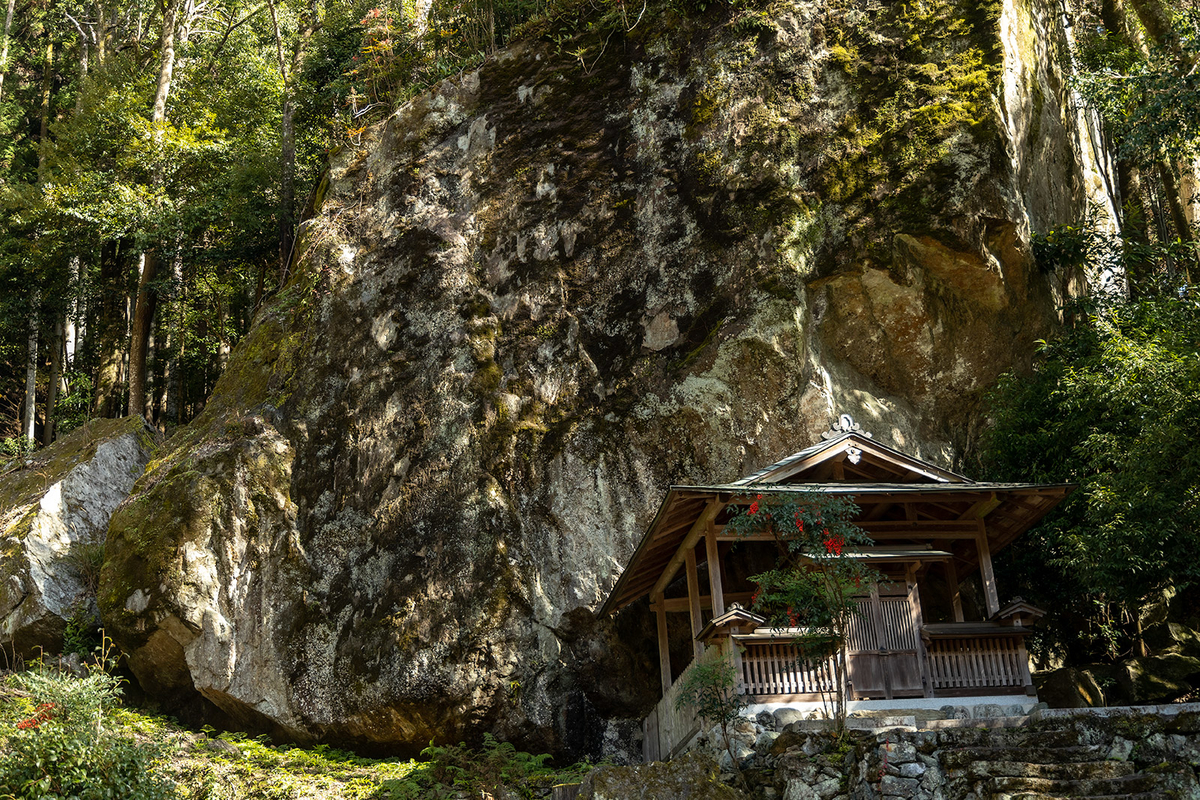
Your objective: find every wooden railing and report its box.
[738,639,836,699]
[642,658,703,762]
[926,635,1027,692]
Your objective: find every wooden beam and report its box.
[655,589,671,694]
[859,520,982,530]
[960,492,1001,520]
[651,500,722,600]
[946,558,964,622]
[976,521,1000,617]
[652,591,754,614]
[685,545,704,659]
[706,522,725,617]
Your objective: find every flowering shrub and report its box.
[0,656,173,800]
[726,490,880,733]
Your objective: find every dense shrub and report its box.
[980,296,1200,663]
[0,657,173,800]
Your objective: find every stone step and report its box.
[1004,728,1084,749]
[967,758,1136,781]
[941,744,1106,769]
[995,793,1168,800]
[983,772,1165,797]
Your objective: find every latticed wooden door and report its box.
[845,583,925,699]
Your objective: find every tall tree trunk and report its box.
[1127,0,1197,270]
[1099,0,1152,296]
[1127,0,1189,65]
[0,0,15,105]
[43,317,62,445]
[164,248,183,423]
[128,252,160,417]
[23,291,40,446]
[28,31,53,442]
[266,0,317,288]
[65,254,80,366]
[128,0,179,418]
[1158,162,1197,283]
[93,240,127,417]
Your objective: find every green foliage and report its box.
[980,296,1200,661]
[1072,9,1200,166]
[61,603,102,658]
[673,647,745,728]
[0,658,174,800]
[381,733,592,799]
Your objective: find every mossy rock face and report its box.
[100,0,1108,760]
[0,416,157,657]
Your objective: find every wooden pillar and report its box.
[728,635,744,693]
[1017,638,1036,696]
[976,521,1000,618]
[705,524,725,617]
[685,546,704,659]
[907,563,934,698]
[946,558,964,622]
[654,590,671,694]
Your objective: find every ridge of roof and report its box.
[674,480,1073,494]
[730,430,970,485]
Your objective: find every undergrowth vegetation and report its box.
[0,656,594,800]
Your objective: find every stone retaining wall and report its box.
[674,703,1200,799]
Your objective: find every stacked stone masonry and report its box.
[668,705,1200,799]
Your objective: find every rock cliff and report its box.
[99,0,1114,756]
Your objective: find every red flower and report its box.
[16,703,55,730]
[823,535,844,556]
[748,501,759,515]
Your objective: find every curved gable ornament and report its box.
[821,413,874,440]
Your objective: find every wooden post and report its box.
[728,636,744,693]
[1017,638,1036,696]
[654,590,672,694]
[907,563,934,698]
[946,558,964,622]
[976,522,1000,618]
[705,523,725,617]
[685,546,704,659]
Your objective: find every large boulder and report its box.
[0,416,156,657]
[100,0,1113,757]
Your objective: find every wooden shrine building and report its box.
[598,416,1073,760]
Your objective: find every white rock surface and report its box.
[0,416,155,654]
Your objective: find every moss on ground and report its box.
[1,667,594,800]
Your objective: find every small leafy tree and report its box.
[726,490,880,735]
[673,647,746,783]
